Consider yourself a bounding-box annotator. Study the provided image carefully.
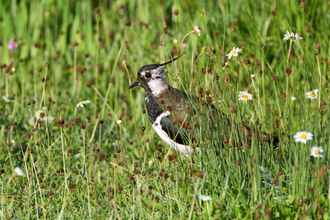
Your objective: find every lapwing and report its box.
[129,56,278,157]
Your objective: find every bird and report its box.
[129,56,278,157]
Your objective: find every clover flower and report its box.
[7,39,18,51]
[193,26,201,36]
[14,167,25,177]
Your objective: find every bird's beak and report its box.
[129,80,141,89]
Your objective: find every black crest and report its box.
[138,53,184,73]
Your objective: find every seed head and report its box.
[99,153,105,161]
[125,20,131,27]
[80,123,86,129]
[275,119,280,128]
[197,171,204,178]
[275,171,281,176]
[163,27,167,34]
[174,9,179,15]
[307,187,313,193]
[39,183,45,189]
[69,183,76,189]
[285,67,292,76]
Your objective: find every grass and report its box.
[1,0,330,219]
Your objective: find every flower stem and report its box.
[180,31,194,54]
[316,56,322,108]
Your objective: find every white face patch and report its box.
[148,79,167,96]
[141,66,168,97]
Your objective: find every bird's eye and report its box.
[145,72,151,78]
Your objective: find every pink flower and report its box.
[7,39,18,51]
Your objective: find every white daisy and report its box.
[226,47,241,59]
[284,31,303,42]
[310,146,323,158]
[291,97,296,101]
[225,62,229,66]
[77,100,91,108]
[193,26,201,36]
[199,195,212,201]
[294,131,313,144]
[294,33,303,41]
[238,91,252,102]
[212,100,226,104]
[250,74,255,78]
[14,167,25,177]
[306,89,318,100]
[116,120,122,125]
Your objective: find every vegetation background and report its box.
[1,0,330,219]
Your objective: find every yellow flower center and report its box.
[315,150,319,155]
[310,93,316,97]
[79,101,85,104]
[231,51,237,55]
[300,134,307,139]
[242,95,249,99]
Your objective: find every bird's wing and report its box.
[158,110,198,145]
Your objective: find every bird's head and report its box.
[129,55,183,97]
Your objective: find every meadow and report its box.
[1,0,330,219]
